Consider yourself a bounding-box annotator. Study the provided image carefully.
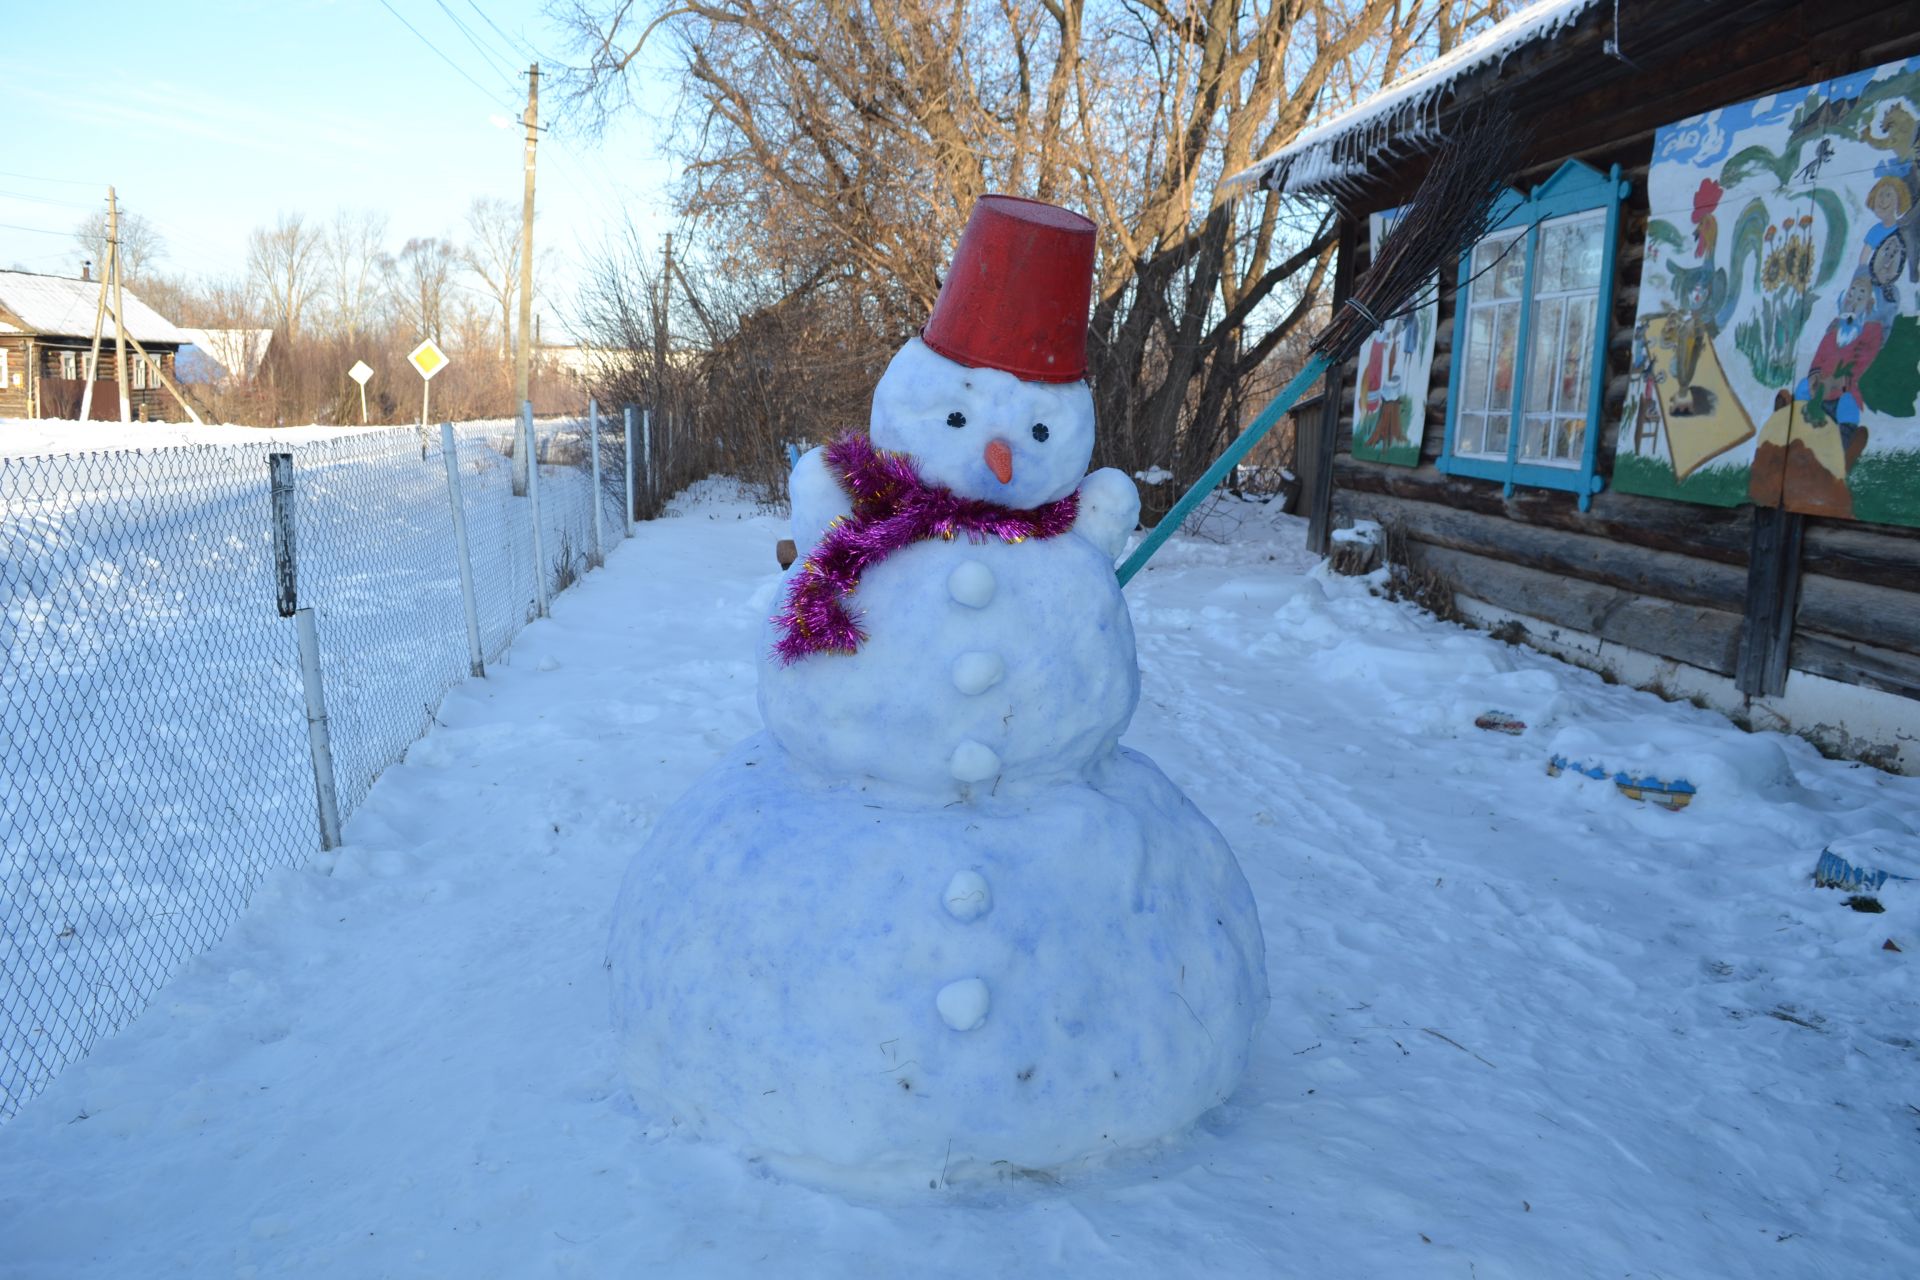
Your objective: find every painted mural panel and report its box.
[1350,207,1438,467]
[1615,55,1920,527]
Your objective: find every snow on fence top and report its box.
[1225,0,1601,200]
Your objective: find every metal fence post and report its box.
[641,408,653,515]
[622,406,637,537]
[588,398,604,567]
[270,451,343,851]
[524,401,550,618]
[439,422,486,677]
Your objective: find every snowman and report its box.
[608,196,1267,1190]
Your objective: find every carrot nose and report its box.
[985,439,1013,484]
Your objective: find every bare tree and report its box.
[140,274,258,329]
[320,209,391,342]
[553,0,1511,498]
[462,196,521,357]
[246,212,323,342]
[73,206,166,282]
[391,237,460,343]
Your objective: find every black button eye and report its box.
[1031,422,1050,442]
[947,411,966,429]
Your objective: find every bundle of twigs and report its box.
[1116,104,1525,586]
[1311,102,1528,364]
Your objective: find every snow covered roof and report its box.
[178,327,273,380]
[0,269,192,345]
[1227,0,1602,199]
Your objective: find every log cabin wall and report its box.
[0,336,29,418]
[32,342,181,421]
[1315,0,1920,752]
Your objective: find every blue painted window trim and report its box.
[1439,159,1631,511]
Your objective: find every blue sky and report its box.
[0,0,677,338]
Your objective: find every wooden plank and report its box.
[1790,630,1920,702]
[269,452,298,617]
[1795,573,1920,658]
[1333,455,1754,562]
[1734,506,1804,697]
[1413,542,1746,675]
[1800,520,1920,592]
[1523,6,1919,163]
[1340,487,1749,612]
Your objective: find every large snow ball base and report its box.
[606,736,1267,1189]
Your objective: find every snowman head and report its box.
[873,195,1098,508]
[871,338,1095,508]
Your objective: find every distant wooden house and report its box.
[0,269,192,420]
[1236,0,1920,771]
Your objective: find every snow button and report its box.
[937,978,990,1032]
[943,870,992,922]
[950,739,1001,783]
[948,560,995,608]
[951,651,1004,695]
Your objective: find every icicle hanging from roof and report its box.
[1226,0,1601,202]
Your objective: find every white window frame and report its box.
[1516,210,1606,471]
[1440,159,1630,511]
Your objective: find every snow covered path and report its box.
[2,485,1915,1278]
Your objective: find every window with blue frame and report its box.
[1441,159,1631,510]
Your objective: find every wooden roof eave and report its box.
[1265,0,1805,216]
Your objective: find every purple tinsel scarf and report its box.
[773,434,1079,663]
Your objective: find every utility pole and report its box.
[109,188,130,422]
[78,192,111,423]
[512,62,539,496]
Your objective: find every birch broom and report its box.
[1117,106,1527,585]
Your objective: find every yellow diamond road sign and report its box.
[408,339,449,381]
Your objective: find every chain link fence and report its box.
[0,409,645,1121]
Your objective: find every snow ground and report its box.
[1,482,1915,1278]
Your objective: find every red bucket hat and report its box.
[921,195,1096,384]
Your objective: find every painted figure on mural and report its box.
[1621,318,1665,452]
[1665,179,1730,417]
[1750,269,1888,516]
[1359,309,1416,450]
[1800,270,1887,443]
[1862,169,1912,295]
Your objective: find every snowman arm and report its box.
[789,445,854,554]
[1073,467,1141,562]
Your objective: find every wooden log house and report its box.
[1238,0,1920,772]
[0,269,190,421]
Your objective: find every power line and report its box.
[0,221,73,239]
[0,189,95,210]
[432,0,518,83]
[376,0,516,107]
[465,0,542,63]
[0,169,99,189]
